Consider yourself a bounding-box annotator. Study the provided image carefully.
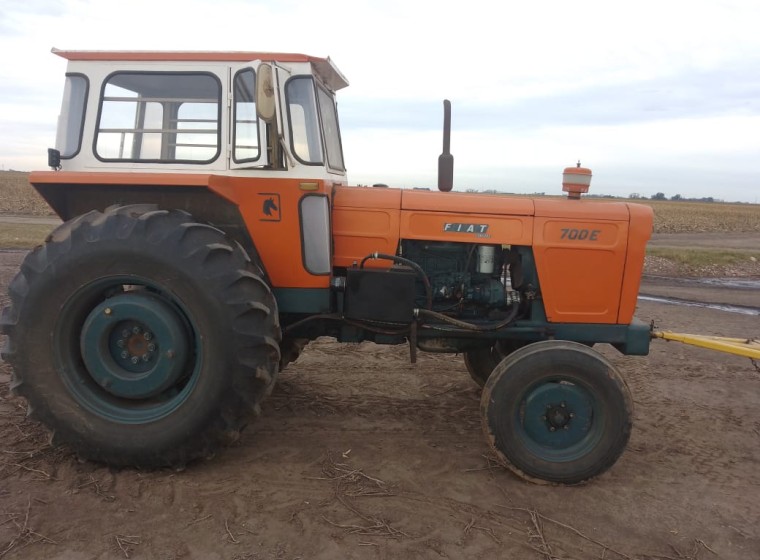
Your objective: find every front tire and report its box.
[464,340,525,387]
[1,205,281,468]
[481,341,632,484]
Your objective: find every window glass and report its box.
[56,74,88,158]
[233,69,259,163]
[316,86,344,171]
[95,72,220,163]
[286,77,323,164]
[300,195,331,274]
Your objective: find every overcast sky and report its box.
[1,0,758,202]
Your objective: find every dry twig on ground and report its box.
[0,497,56,559]
[114,535,141,558]
[316,451,408,539]
[498,504,633,560]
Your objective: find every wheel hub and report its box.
[545,404,571,429]
[80,292,190,399]
[113,323,158,370]
[522,382,594,449]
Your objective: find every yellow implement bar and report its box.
[652,331,760,360]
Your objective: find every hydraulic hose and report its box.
[415,302,519,332]
[359,252,433,310]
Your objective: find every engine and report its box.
[342,241,523,326]
[400,240,517,318]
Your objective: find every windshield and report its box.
[316,85,344,171]
[285,76,345,171]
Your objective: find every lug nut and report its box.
[564,425,569,430]
[141,353,150,362]
[121,329,130,338]
[143,332,153,341]
[120,351,129,359]
[147,343,156,352]
[560,402,566,408]
[569,413,575,418]
[130,356,139,365]
[549,427,556,432]
[116,340,125,348]
[132,326,142,335]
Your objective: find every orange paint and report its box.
[332,187,401,268]
[212,177,331,289]
[618,203,654,323]
[401,189,534,215]
[531,199,651,324]
[400,211,532,245]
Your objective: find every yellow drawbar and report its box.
[652,331,760,360]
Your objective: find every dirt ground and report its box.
[1,245,759,560]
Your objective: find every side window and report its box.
[285,77,323,165]
[233,69,259,163]
[95,72,221,163]
[316,86,345,171]
[300,195,331,274]
[56,74,88,158]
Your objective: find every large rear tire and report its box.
[0,205,281,468]
[481,340,632,484]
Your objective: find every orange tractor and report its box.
[1,50,655,484]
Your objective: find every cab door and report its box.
[228,61,268,169]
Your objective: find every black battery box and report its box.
[344,268,417,324]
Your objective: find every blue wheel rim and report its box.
[54,276,202,424]
[80,292,190,399]
[517,379,602,462]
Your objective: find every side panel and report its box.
[180,175,332,289]
[332,186,402,268]
[618,203,654,323]
[533,200,630,323]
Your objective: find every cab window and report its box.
[95,72,221,163]
[285,77,323,165]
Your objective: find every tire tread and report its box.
[2,205,281,468]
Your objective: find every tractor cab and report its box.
[49,49,348,181]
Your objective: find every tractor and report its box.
[0,50,654,484]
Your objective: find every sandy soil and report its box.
[1,247,759,560]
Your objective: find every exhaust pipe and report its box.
[437,99,454,192]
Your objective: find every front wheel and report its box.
[464,340,525,387]
[481,341,633,484]
[1,205,281,468]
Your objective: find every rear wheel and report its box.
[481,341,632,484]
[0,205,280,468]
